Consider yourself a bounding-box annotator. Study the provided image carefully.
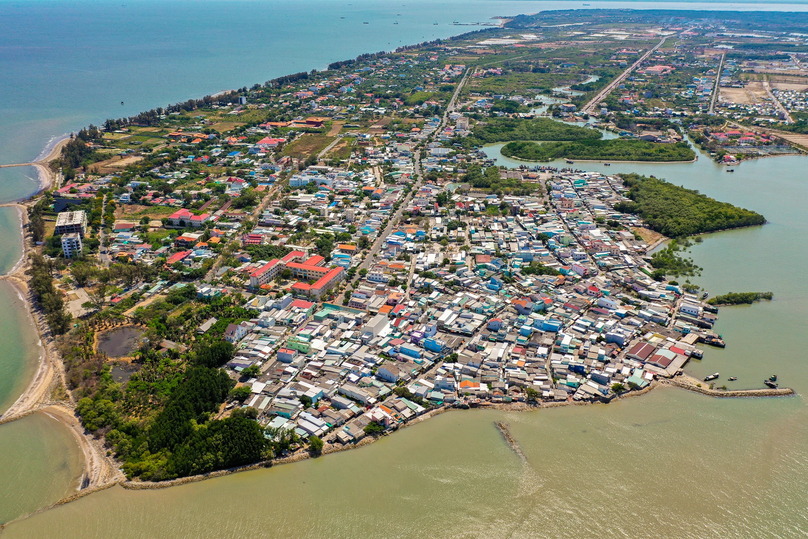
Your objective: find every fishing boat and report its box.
[604,162,611,166]
[726,169,734,172]
[769,374,777,382]
[363,21,369,24]
[728,376,737,381]
[704,372,720,382]
[565,159,574,164]
[764,379,779,389]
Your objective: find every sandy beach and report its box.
[0,136,122,500]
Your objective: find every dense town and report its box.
[29,9,798,477]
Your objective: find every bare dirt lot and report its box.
[772,82,808,92]
[720,82,768,105]
[93,155,144,174]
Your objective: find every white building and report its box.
[61,233,83,258]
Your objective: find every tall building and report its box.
[61,233,83,258]
[54,210,88,237]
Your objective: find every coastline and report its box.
[57,374,793,498]
[0,134,122,504]
[0,17,797,524]
[0,117,789,514]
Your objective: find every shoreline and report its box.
[0,371,794,533]
[0,133,123,506]
[41,374,795,500]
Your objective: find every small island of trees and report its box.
[707,292,774,306]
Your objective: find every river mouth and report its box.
[97,327,144,358]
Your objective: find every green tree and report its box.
[308,435,324,455]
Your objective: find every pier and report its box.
[663,374,795,398]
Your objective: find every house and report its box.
[377,364,401,383]
[224,323,248,343]
[167,209,211,228]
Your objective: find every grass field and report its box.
[281,135,336,159]
[115,204,178,220]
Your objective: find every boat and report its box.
[565,159,574,164]
[604,162,611,166]
[363,21,369,24]
[394,21,398,24]
[433,22,438,25]
[726,169,734,172]
[704,372,720,382]
[728,376,737,381]
[764,379,779,389]
[769,374,777,382]
[340,16,345,19]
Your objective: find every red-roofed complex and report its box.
[247,249,344,296]
[249,259,281,288]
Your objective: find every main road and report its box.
[581,36,668,115]
[355,67,472,278]
[708,53,725,115]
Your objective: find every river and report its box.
[2,0,808,535]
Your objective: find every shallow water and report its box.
[97,327,144,358]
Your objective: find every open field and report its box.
[327,121,344,136]
[114,204,178,220]
[772,82,808,91]
[92,155,144,174]
[720,82,769,105]
[281,134,335,159]
[210,121,245,132]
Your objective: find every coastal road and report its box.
[581,36,668,115]
[708,53,725,115]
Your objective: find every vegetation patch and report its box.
[614,173,765,237]
[707,291,773,306]
[461,117,601,147]
[501,139,695,162]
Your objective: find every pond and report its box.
[97,327,144,358]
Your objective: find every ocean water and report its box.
[1,0,808,532]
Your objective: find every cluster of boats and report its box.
[703,373,779,388]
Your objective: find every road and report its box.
[203,181,282,283]
[99,196,111,268]
[708,53,725,115]
[581,36,668,115]
[354,67,472,281]
[763,80,793,124]
[317,135,342,160]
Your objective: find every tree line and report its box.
[459,117,601,149]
